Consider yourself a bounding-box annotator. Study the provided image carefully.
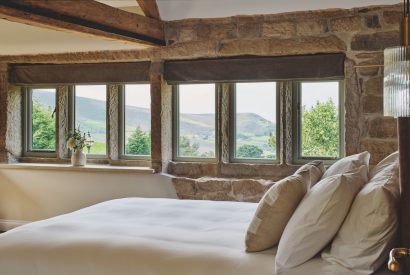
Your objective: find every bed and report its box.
[0,198,396,275]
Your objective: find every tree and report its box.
[32,99,56,150]
[267,131,276,152]
[302,99,339,157]
[126,127,151,155]
[179,136,200,157]
[237,144,263,158]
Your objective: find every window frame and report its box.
[229,81,280,164]
[73,84,109,159]
[119,82,152,160]
[172,84,219,162]
[292,79,345,164]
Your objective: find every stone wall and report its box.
[0,4,402,202]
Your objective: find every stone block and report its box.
[363,95,383,114]
[368,117,397,138]
[383,11,402,25]
[262,21,296,38]
[238,22,261,38]
[360,139,398,165]
[296,19,328,35]
[196,177,231,192]
[365,76,383,96]
[365,15,381,28]
[330,16,362,32]
[172,177,196,195]
[351,31,400,51]
[231,179,273,196]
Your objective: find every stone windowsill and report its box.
[0,163,155,174]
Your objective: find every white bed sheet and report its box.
[0,198,369,275]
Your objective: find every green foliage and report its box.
[179,136,200,157]
[301,99,339,157]
[126,127,151,155]
[237,144,263,158]
[267,132,276,152]
[32,99,56,150]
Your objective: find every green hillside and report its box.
[34,90,276,156]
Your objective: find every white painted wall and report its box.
[0,168,177,230]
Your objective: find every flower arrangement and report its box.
[66,128,87,151]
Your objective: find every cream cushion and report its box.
[322,152,400,274]
[245,171,309,252]
[322,151,370,179]
[275,166,368,274]
[245,161,324,252]
[294,160,326,187]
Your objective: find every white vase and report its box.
[71,149,86,166]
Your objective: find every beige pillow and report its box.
[275,166,368,273]
[295,160,326,187]
[245,161,325,252]
[245,172,309,252]
[322,152,399,274]
[322,151,370,179]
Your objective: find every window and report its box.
[232,82,278,162]
[25,88,57,154]
[74,85,107,155]
[294,80,344,162]
[174,84,216,160]
[122,84,151,157]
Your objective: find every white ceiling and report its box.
[0,0,402,56]
[100,0,401,21]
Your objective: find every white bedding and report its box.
[0,198,377,275]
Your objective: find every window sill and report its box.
[0,163,155,174]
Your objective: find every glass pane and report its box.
[31,88,56,151]
[178,84,216,158]
[124,84,151,156]
[300,82,340,158]
[235,82,277,160]
[75,85,107,155]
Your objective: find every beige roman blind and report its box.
[8,62,151,85]
[164,54,345,83]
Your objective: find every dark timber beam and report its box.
[0,0,165,46]
[136,0,161,20]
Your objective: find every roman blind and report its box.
[8,62,151,85]
[164,54,345,83]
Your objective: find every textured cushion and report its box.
[322,152,400,274]
[322,151,370,179]
[275,166,368,273]
[294,160,326,187]
[245,171,310,252]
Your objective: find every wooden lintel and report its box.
[0,0,165,46]
[136,0,161,20]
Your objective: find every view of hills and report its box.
[33,90,276,155]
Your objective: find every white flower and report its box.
[67,137,76,150]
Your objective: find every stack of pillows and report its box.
[245,151,400,274]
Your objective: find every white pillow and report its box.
[275,166,368,274]
[245,161,324,252]
[322,152,400,274]
[322,151,370,179]
[369,151,398,179]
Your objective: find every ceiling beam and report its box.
[136,0,161,20]
[0,0,165,46]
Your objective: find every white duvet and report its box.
[0,198,377,275]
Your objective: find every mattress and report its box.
[0,198,382,275]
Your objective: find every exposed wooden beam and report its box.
[0,0,165,46]
[136,0,161,20]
